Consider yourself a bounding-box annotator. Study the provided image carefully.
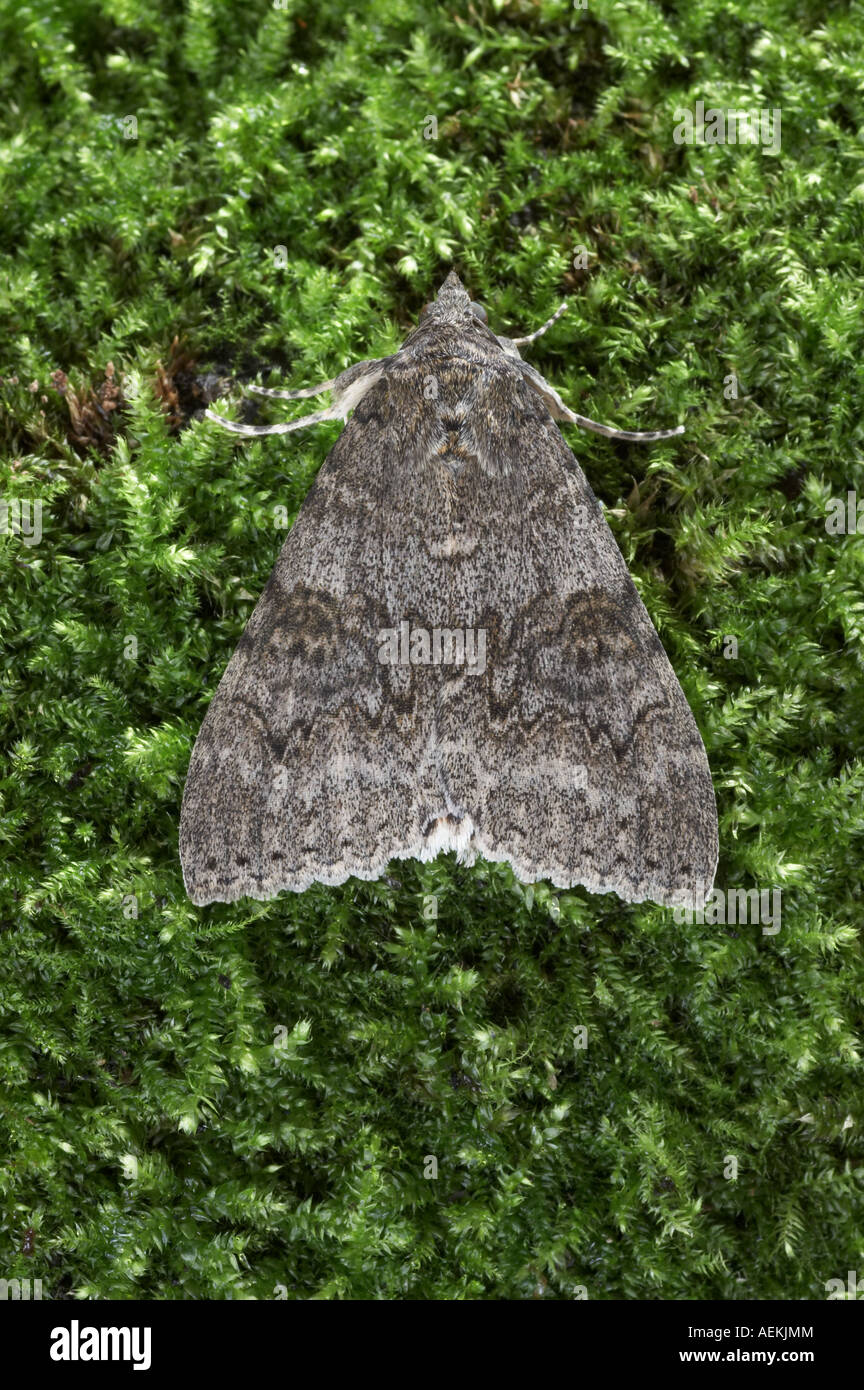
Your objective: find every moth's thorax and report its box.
[375,349,536,487]
[386,347,525,425]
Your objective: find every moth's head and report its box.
[419,270,489,329]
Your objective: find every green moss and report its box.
[1,0,862,1300]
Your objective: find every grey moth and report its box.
[180,272,718,909]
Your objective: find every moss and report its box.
[1,0,862,1300]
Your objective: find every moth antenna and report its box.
[204,404,341,436]
[206,359,391,436]
[247,378,336,400]
[570,414,685,441]
[518,361,684,441]
[510,301,568,347]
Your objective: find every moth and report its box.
[180,272,718,909]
